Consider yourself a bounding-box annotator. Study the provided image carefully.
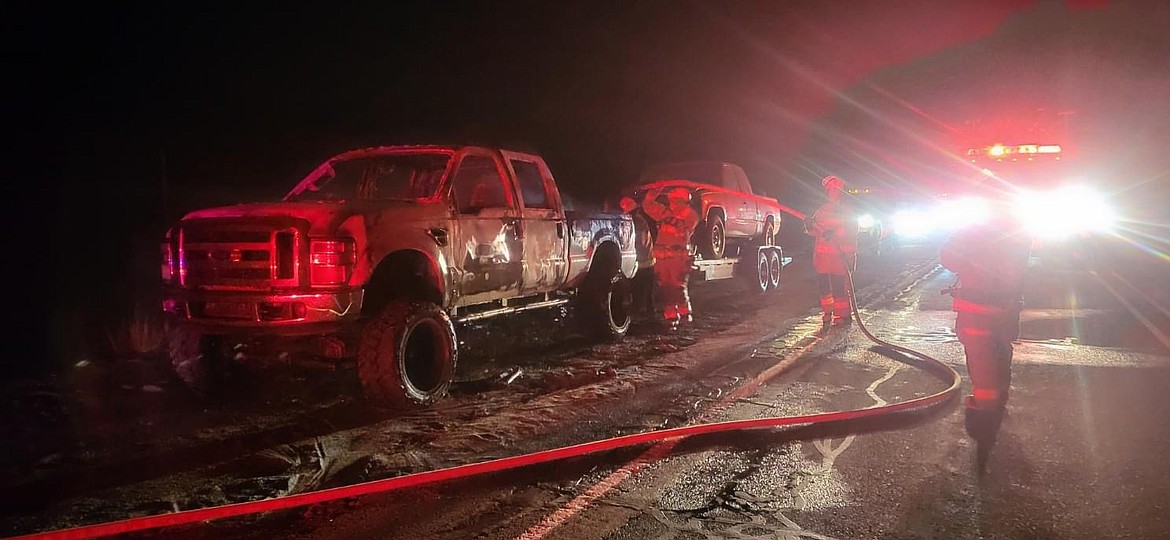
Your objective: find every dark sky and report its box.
[8,0,1170,361]
[18,1,1166,205]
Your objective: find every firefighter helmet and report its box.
[821,175,845,191]
[667,187,692,202]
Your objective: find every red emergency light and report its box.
[965,143,1062,160]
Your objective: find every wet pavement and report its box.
[3,242,1168,539]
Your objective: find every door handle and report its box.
[556,221,565,239]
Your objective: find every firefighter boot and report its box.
[964,395,1005,470]
[831,294,853,326]
[662,305,681,331]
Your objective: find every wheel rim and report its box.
[711,223,724,256]
[764,224,774,246]
[769,253,781,287]
[607,277,632,328]
[757,252,769,291]
[400,318,449,398]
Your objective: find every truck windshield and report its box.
[286,153,452,201]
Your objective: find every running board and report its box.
[455,297,572,323]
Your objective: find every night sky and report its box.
[9,0,1169,365]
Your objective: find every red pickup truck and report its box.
[636,161,785,260]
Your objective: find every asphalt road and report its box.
[3,241,1168,539]
[266,247,1170,540]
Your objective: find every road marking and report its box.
[516,261,940,540]
[810,363,900,473]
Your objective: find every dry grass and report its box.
[107,308,165,357]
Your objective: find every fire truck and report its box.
[951,122,1117,268]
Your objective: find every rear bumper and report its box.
[162,287,364,335]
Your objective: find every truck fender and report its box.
[338,214,450,309]
[705,205,727,225]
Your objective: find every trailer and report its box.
[693,245,790,294]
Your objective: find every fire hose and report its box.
[11,239,961,540]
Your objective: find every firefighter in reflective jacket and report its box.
[642,187,700,327]
[940,206,1032,443]
[806,175,858,326]
[620,196,657,319]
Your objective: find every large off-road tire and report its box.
[766,248,784,291]
[358,301,457,409]
[166,324,223,395]
[580,271,633,340]
[698,214,726,260]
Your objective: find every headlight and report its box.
[1013,186,1116,240]
[893,210,934,238]
[857,214,876,230]
[937,197,990,230]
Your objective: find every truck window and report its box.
[511,159,553,209]
[286,153,450,201]
[731,167,753,195]
[452,156,510,214]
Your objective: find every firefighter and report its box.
[619,196,658,319]
[642,187,700,328]
[805,175,858,327]
[940,203,1032,444]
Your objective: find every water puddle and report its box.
[887,326,958,344]
[1018,309,1164,351]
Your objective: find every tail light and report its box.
[310,238,356,286]
[161,243,174,282]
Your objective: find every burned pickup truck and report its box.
[161,145,636,408]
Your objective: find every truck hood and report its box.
[181,200,445,233]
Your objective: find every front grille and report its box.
[188,267,271,281]
[185,249,270,262]
[179,225,300,290]
[183,229,273,244]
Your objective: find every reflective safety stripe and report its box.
[952,297,1010,315]
[972,388,1001,401]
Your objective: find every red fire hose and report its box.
[10,252,960,540]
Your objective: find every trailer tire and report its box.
[767,248,784,290]
[358,301,456,409]
[743,248,770,294]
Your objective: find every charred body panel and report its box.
[566,211,638,289]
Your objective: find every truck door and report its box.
[731,167,759,237]
[449,152,524,302]
[505,154,568,295]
